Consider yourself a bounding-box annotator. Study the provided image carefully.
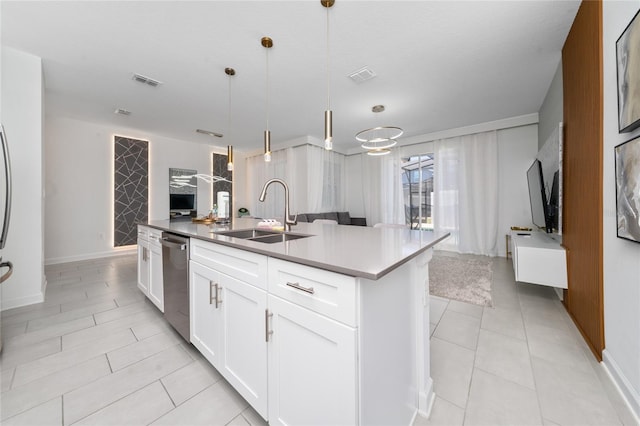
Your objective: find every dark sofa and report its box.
[296,211,367,226]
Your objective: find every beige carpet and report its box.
[429,251,493,307]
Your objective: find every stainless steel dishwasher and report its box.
[160,232,190,342]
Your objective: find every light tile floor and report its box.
[1,255,265,425]
[0,254,636,425]
[417,255,637,426]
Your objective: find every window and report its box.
[401,154,434,230]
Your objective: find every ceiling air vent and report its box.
[114,108,131,116]
[348,66,377,84]
[132,73,162,87]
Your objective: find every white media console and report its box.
[510,230,567,289]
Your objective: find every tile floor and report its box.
[418,254,636,426]
[0,253,636,425]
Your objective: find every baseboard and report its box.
[45,246,136,265]
[418,377,436,419]
[1,289,45,311]
[602,349,640,424]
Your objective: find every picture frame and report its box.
[615,135,640,243]
[616,9,640,133]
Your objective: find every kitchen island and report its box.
[140,218,449,425]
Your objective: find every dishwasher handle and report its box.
[160,237,187,251]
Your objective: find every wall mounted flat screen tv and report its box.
[526,159,551,233]
[547,170,560,232]
[170,193,195,211]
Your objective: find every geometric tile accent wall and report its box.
[114,135,149,247]
[212,153,232,216]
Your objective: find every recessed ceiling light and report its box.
[196,129,223,138]
[114,108,131,116]
[132,73,162,87]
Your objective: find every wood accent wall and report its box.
[562,0,605,361]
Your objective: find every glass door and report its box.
[401,155,433,230]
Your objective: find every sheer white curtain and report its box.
[360,149,405,226]
[246,148,291,220]
[433,130,498,255]
[246,144,344,220]
[307,145,345,213]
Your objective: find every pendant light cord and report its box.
[228,76,231,138]
[326,5,331,110]
[266,48,270,130]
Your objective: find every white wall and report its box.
[344,122,538,257]
[0,47,45,310]
[45,116,219,264]
[497,124,540,254]
[602,2,640,420]
[538,62,563,150]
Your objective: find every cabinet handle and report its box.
[215,283,222,309]
[265,309,273,342]
[209,281,218,308]
[209,281,222,308]
[286,281,315,295]
[143,247,148,261]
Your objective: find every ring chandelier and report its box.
[355,105,403,156]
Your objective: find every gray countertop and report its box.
[145,218,449,280]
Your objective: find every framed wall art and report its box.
[616,9,640,133]
[615,135,640,243]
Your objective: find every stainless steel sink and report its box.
[248,233,311,244]
[215,228,276,239]
[215,228,313,244]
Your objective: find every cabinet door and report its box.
[137,239,149,295]
[189,261,223,367]
[219,272,268,420]
[267,295,358,426]
[148,239,164,312]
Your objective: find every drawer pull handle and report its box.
[265,309,273,342]
[286,281,315,295]
[209,282,222,308]
[215,283,222,309]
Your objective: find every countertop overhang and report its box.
[144,218,449,280]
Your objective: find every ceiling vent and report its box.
[348,66,377,84]
[114,108,131,116]
[132,73,162,87]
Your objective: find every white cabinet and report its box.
[188,237,428,425]
[267,294,357,426]
[268,258,358,425]
[137,226,164,312]
[219,271,268,418]
[137,227,149,295]
[148,229,164,312]
[511,231,567,288]
[189,239,269,419]
[266,258,358,426]
[189,260,223,366]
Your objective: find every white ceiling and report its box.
[1,0,580,153]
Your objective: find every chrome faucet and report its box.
[259,178,297,232]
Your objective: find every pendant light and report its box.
[225,67,235,171]
[227,145,234,171]
[322,0,335,150]
[262,36,273,162]
[356,104,403,156]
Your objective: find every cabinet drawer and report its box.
[137,225,150,240]
[190,239,268,290]
[268,258,357,326]
[148,228,163,245]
